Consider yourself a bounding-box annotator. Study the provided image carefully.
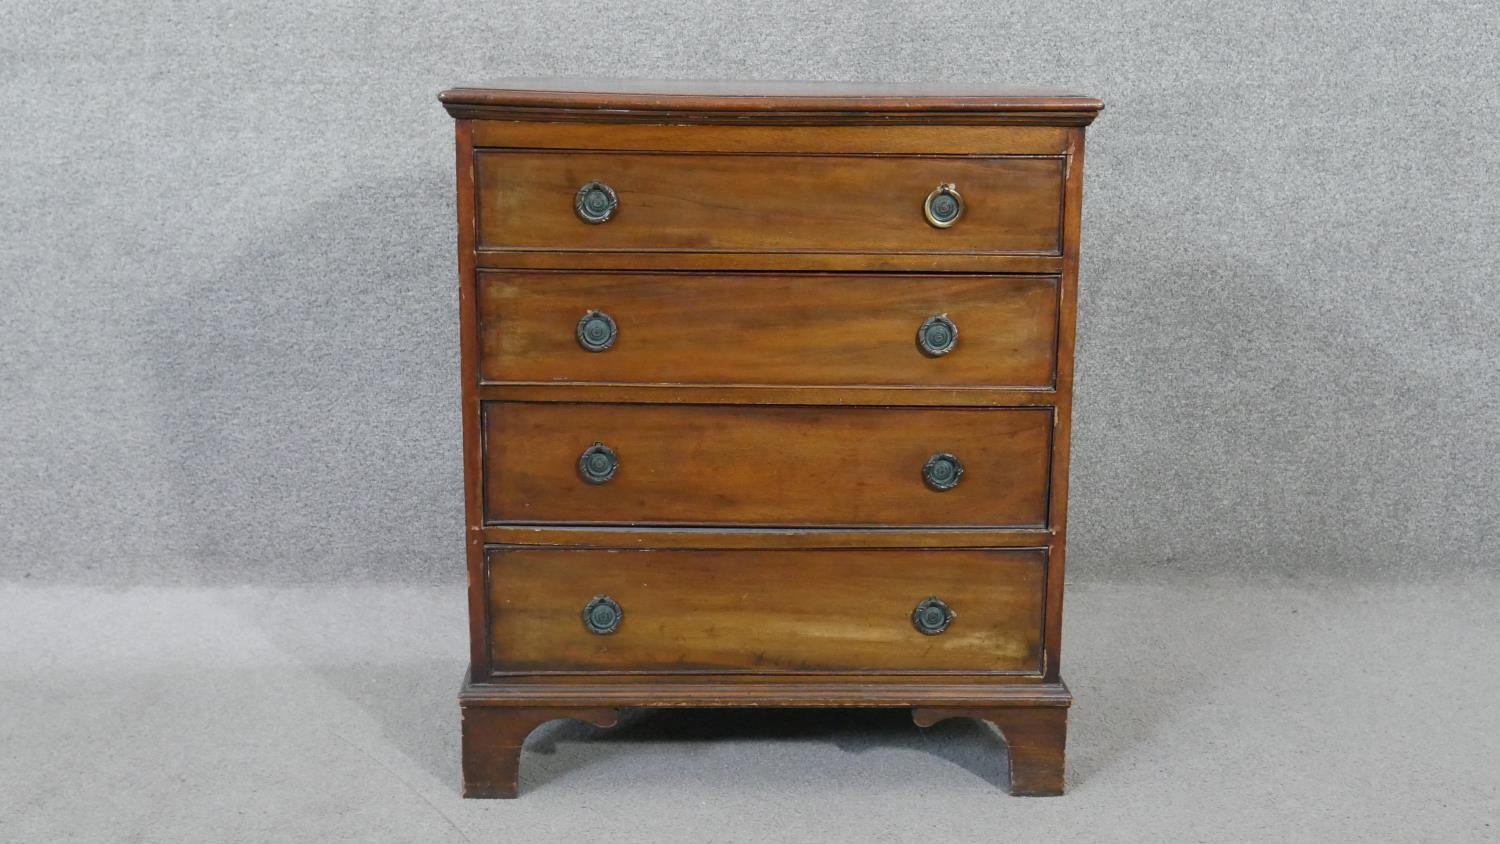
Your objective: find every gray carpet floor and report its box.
[3,578,1496,842]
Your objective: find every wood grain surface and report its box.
[482,402,1052,528]
[485,547,1046,674]
[478,270,1058,388]
[475,151,1063,256]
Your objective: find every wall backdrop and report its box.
[3,1,1495,584]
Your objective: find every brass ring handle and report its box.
[582,595,622,635]
[917,314,958,357]
[923,183,963,228]
[578,443,619,484]
[922,453,964,491]
[577,310,618,352]
[575,181,618,224]
[912,597,955,635]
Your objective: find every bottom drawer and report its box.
[485,547,1046,676]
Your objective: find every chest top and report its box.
[440,78,1103,125]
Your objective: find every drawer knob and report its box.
[575,181,618,224]
[912,597,955,635]
[917,314,959,357]
[578,443,620,484]
[582,595,622,635]
[923,183,963,228]
[922,452,964,491]
[576,310,618,352]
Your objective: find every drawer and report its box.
[478,271,1059,388]
[485,547,1046,675]
[474,151,1063,256]
[482,402,1051,528]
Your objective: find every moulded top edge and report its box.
[439,79,1104,125]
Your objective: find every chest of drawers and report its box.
[440,80,1102,798]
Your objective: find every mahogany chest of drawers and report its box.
[439,80,1103,798]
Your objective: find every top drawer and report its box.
[474,151,1064,260]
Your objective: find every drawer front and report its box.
[478,271,1058,388]
[482,403,1051,527]
[486,547,1046,674]
[475,151,1063,256]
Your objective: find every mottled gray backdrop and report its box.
[3,1,1496,584]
